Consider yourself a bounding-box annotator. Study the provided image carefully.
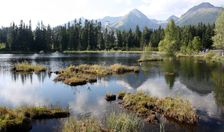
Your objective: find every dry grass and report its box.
[121,92,198,124]
[62,113,141,132]
[110,64,139,74]
[106,112,142,132]
[0,106,69,131]
[118,91,126,100]
[62,117,103,132]
[13,62,47,73]
[55,64,139,86]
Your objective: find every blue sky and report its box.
[0,0,223,27]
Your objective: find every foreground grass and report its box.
[106,112,142,132]
[62,113,141,132]
[13,62,47,73]
[0,106,69,131]
[55,64,139,86]
[62,117,102,132]
[120,92,198,125]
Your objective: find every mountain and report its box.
[167,15,179,22]
[98,16,121,27]
[177,2,224,26]
[103,9,159,30]
[68,2,223,30]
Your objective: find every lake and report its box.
[0,53,224,132]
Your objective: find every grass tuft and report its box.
[106,112,142,132]
[13,62,47,73]
[55,64,139,86]
[0,106,69,131]
[121,92,198,124]
[62,117,102,132]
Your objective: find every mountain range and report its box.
[71,2,224,30]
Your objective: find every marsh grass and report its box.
[13,62,47,73]
[55,64,139,86]
[110,64,139,74]
[62,113,141,132]
[122,92,198,124]
[0,106,69,131]
[118,91,126,100]
[0,107,30,131]
[106,112,142,132]
[138,46,163,62]
[16,106,70,119]
[62,117,102,132]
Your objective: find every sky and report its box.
[0,0,223,27]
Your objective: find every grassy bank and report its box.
[63,50,143,54]
[13,62,47,73]
[176,51,224,63]
[0,106,69,131]
[120,92,198,125]
[55,64,139,86]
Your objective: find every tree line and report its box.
[0,19,216,52]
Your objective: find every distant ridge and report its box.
[68,2,223,30]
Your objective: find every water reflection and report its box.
[0,54,224,131]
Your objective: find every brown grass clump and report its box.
[0,106,69,131]
[118,92,126,100]
[121,92,198,125]
[62,117,103,132]
[110,64,139,74]
[55,64,139,86]
[13,62,47,73]
[17,106,70,119]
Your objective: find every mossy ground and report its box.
[13,62,47,73]
[119,92,198,125]
[55,64,139,86]
[0,106,69,131]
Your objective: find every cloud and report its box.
[0,0,223,26]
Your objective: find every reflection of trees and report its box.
[164,74,175,89]
[161,59,176,89]
[177,58,214,94]
[211,70,224,106]
[11,71,48,84]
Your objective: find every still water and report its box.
[0,53,224,132]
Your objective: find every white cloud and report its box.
[0,0,223,26]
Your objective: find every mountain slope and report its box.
[109,9,158,30]
[177,2,223,26]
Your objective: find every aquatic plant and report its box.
[62,117,102,132]
[118,91,126,100]
[110,64,139,74]
[55,64,139,86]
[0,106,69,131]
[121,92,198,124]
[106,112,142,132]
[13,62,47,73]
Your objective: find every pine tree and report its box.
[158,20,179,54]
[213,11,224,49]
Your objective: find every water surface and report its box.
[0,53,224,132]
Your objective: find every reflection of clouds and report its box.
[137,78,219,118]
[116,80,133,90]
[94,78,109,87]
[69,91,107,118]
[0,73,47,107]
